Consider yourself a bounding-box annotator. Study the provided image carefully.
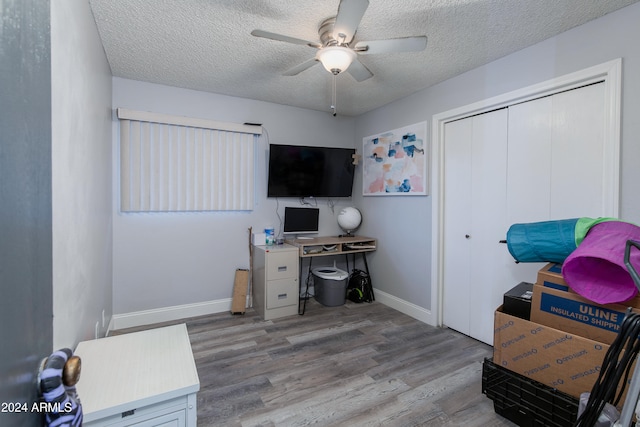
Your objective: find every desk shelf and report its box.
[285,236,377,258]
[284,235,377,315]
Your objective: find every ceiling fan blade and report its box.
[333,0,369,44]
[354,36,427,54]
[346,58,373,82]
[251,29,321,49]
[283,58,319,76]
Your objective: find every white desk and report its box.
[75,324,200,426]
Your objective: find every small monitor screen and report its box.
[283,207,320,235]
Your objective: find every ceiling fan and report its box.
[251,0,427,114]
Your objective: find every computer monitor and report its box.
[283,207,319,236]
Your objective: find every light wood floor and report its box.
[114,299,516,426]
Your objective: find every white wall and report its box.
[111,79,356,319]
[51,0,113,348]
[354,2,640,321]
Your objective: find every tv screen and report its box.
[283,207,319,235]
[267,144,355,198]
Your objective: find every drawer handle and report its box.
[277,266,287,272]
[278,293,287,299]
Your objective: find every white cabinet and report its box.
[74,324,199,427]
[252,244,299,320]
[83,398,191,426]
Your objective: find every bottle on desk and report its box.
[264,226,275,246]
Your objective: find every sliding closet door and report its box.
[508,82,606,220]
[443,108,508,343]
[443,82,608,345]
[442,117,473,336]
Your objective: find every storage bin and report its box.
[482,358,578,427]
[312,267,349,307]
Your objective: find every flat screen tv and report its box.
[267,144,355,198]
[283,207,320,235]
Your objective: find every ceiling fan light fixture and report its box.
[317,46,356,74]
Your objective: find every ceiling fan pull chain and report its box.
[331,73,337,116]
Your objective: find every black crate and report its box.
[482,358,579,427]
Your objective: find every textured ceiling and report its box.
[89,0,639,116]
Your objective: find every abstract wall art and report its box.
[362,121,428,196]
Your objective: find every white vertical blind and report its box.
[118,111,259,212]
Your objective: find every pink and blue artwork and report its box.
[363,121,428,196]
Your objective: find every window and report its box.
[117,109,261,212]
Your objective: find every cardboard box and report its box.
[537,263,568,291]
[531,283,640,344]
[532,263,640,344]
[493,305,609,399]
[536,262,640,304]
[251,232,266,246]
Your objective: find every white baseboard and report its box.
[109,291,433,332]
[373,288,435,327]
[111,298,232,331]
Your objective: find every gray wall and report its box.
[51,0,113,349]
[0,0,52,425]
[111,78,357,317]
[0,1,112,423]
[111,2,640,324]
[354,2,640,315]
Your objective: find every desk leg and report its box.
[298,257,303,314]
[299,257,313,315]
[362,252,375,301]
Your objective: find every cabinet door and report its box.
[266,251,297,280]
[129,409,185,426]
[266,278,298,309]
[86,406,187,427]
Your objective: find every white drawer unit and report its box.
[253,244,299,320]
[74,324,200,427]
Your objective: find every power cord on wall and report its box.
[275,197,284,240]
[327,198,336,214]
[258,126,287,241]
[299,197,317,207]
